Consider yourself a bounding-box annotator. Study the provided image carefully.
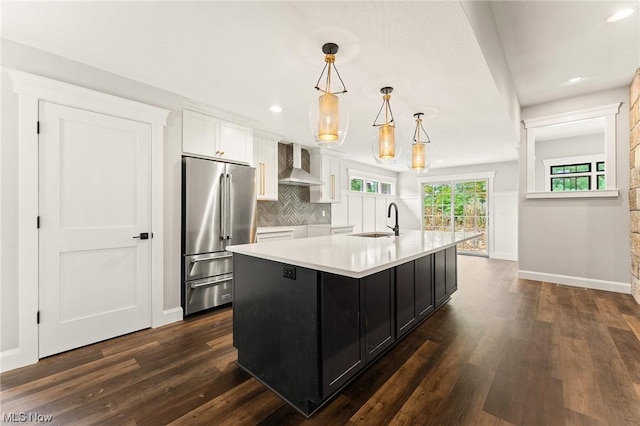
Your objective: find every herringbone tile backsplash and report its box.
[257,144,331,227]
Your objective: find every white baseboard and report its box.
[0,347,37,373]
[518,270,631,294]
[154,307,183,328]
[491,251,518,261]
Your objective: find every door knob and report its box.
[133,232,152,240]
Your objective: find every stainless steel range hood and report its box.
[278,143,323,186]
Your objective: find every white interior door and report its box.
[38,101,152,358]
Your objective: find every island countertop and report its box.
[227,230,480,279]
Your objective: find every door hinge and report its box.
[36,311,40,324]
[37,121,40,134]
[36,216,40,229]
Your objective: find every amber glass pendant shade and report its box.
[310,43,348,148]
[372,87,401,164]
[406,112,432,173]
[378,124,395,159]
[317,93,339,141]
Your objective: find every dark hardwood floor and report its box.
[2,256,640,425]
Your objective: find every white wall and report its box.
[519,86,631,292]
[398,161,519,260]
[0,39,184,353]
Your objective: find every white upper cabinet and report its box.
[182,109,253,164]
[309,148,343,203]
[219,120,253,163]
[253,133,280,201]
[182,109,218,157]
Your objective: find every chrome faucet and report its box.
[387,202,400,236]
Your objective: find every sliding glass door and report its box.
[423,180,488,256]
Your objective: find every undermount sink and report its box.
[349,232,395,238]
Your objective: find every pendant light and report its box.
[372,87,401,164]
[310,43,348,148]
[407,112,432,173]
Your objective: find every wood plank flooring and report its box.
[2,257,640,425]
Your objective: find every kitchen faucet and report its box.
[387,202,400,236]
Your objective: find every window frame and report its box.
[543,154,604,193]
[523,103,621,199]
[348,168,397,197]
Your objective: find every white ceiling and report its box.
[2,1,638,172]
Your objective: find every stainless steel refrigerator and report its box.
[182,156,257,316]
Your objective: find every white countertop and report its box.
[228,230,481,279]
[306,224,354,229]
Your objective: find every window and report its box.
[365,180,378,193]
[348,169,396,196]
[423,179,488,256]
[523,103,621,198]
[544,156,604,192]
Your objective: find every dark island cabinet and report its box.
[395,261,417,337]
[415,254,435,319]
[435,246,458,307]
[320,273,363,397]
[362,270,395,362]
[395,254,435,338]
[233,245,459,417]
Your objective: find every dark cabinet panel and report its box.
[415,254,435,319]
[434,249,447,307]
[395,261,416,337]
[363,270,394,362]
[320,273,363,397]
[445,246,457,295]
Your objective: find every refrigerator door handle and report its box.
[220,173,226,240]
[226,173,232,239]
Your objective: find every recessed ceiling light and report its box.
[269,105,283,113]
[435,160,444,164]
[567,77,583,83]
[607,8,635,22]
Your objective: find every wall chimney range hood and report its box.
[278,143,323,186]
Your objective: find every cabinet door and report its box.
[363,270,394,362]
[445,246,458,296]
[218,120,252,163]
[434,249,448,307]
[321,273,363,397]
[254,140,278,200]
[415,254,434,319]
[329,156,340,201]
[395,261,416,337]
[182,109,218,157]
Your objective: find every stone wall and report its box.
[630,68,640,303]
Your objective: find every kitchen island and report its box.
[227,230,480,417]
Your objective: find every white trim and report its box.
[158,307,185,327]
[525,190,619,199]
[416,171,496,184]
[524,103,620,194]
[5,68,168,125]
[492,252,518,261]
[182,98,260,128]
[489,191,518,261]
[5,68,170,372]
[518,270,630,294]
[522,103,622,128]
[348,168,398,185]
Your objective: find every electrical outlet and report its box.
[283,265,296,280]
[322,210,326,217]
